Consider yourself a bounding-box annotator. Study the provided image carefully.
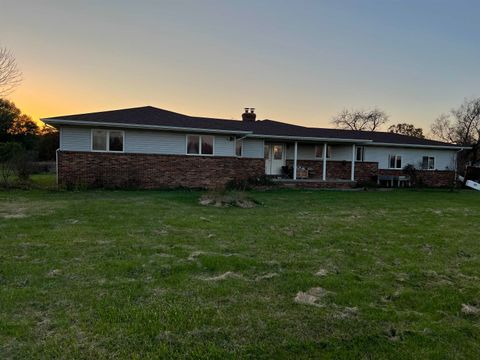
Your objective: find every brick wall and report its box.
[286,159,454,187]
[286,160,378,182]
[57,151,265,189]
[58,151,455,189]
[378,169,455,187]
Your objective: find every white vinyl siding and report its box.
[60,127,91,151]
[58,126,457,167]
[214,136,235,156]
[242,139,264,158]
[364,146,455,170]
[125,130,185,154]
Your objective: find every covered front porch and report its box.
[264,139,372,182]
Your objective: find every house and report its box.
[42,106,465,189]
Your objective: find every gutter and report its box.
[368,142,468,150]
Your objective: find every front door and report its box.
[265,143,286,175]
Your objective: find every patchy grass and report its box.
[0,188,479,358]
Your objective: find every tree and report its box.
[431,98,480,145]
[388,123,425,138]
[0,98,39,148]
[0,142,23,187]
[431,97,480,163]
[0,98,20,142]
[37,125,59,161]
[331,108,388,131]
[0,47,22,96]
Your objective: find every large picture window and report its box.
[315,145,331,159]
[92,129,124,152]
[187,135,214,155]
[422,156,435,170]
[389,155,402,169]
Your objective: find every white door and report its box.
[265,144,286,175]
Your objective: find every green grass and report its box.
[1,187,479,359]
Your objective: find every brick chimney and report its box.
[242,107,256,122]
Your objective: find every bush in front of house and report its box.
[225,175,275,191]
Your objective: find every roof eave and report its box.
[41,118,253,135]
[248,134,372,143]
[370,142,469,150]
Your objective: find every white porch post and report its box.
[293,141,298,180]
[351,144,356,181]
[322,143,327,181]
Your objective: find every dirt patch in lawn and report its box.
[199,192,258,208]
[461,304,480,316]
[294,287,332,307]
[200,271,244,281]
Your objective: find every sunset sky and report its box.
[2,0,480,130]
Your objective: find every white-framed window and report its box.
[186,134,214,155]
[388,155,402,169]
[91,129,124,152]
[315,145,331,159]
[422,156,435,170]
[356,146,364,161]
[235,138,243,157]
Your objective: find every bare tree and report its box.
[0,47,22,97]
[331,108,388,131]
[431,97,480,165]
[431,98,480,145]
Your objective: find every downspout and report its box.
[454,147,465,188]
[55,148,59,186]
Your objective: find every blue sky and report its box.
[1,0,479,130]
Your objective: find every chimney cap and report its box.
[242,107,257,122]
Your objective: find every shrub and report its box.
[225,175,275,191]
[403,164,418,187]
[0,142,23,187]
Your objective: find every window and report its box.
[201,135,214,155]
[356,146,364,161]
[273,145,283,160]
[389,155,402,169]
[187,135,200,154]
[92,130,107,151]
[422,156,435,170]
[235,138,243,157]
[109,131,124,152]
[186,135,214,155]
[315,145,331,159]
[92,129,124,152]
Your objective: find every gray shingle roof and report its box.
[43,106,460,148]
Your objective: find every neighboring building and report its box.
[42,106,464,189]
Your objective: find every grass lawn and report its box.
[1,185,480,358]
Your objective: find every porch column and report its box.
[322,143,327,181]
[351,144,356,181]
[293,141,298,180]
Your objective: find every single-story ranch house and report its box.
[42,106,465,189]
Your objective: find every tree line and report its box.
[1,46,59,186]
